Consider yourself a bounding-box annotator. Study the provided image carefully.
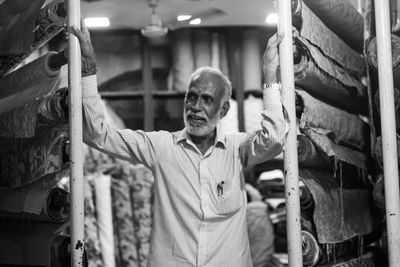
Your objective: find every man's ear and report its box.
[220,100,230,119]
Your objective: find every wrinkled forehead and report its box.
[188,71,225,97]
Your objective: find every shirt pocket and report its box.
[213,179,243,216]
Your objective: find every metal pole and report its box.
[67,0,84,266]
[277,0,303,266]
[374,1,400,266]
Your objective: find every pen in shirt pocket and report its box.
[217,181,225,196]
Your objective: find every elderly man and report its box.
[72,23,286,267]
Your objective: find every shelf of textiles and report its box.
[269,0,386,266]
[0,57,71,265]
[0,0,70,265]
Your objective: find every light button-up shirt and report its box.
[81,75,287,267]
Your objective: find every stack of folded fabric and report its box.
[291,0,384,265]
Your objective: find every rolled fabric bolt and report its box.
[0,52,61,115]
[302,0,364,53]
[0,169,68,215]
[0,187,69,223]
[293,36,367,115]
[94,173,115,267]
[292,0,365,72]
[171,29,194,92]
[296,89,368,151]
[301,229,321,267]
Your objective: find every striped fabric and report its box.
[82,75,287,267]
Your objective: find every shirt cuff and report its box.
[82,75,98,97]
[263,84,281,107]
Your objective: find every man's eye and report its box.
[187,94,196,101]
[203,96,212,103]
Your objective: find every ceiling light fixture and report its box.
[84,17,110,28]
[177,15,192,21]
[265,13,278,25]
[141,0,168,38]
[189,18,202,25]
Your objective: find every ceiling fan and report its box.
[141,0,168,38]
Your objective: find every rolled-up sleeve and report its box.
[239,86,288,166]
[81,75,158,169]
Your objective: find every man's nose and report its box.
[192,98,202,110]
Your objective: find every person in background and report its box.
[246,183,275,267]
[70,22,287,267]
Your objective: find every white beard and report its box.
[184,109,221,137]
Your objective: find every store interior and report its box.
[0,0,399,266]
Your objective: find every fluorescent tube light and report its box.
[265,13,278,24]
[177,15,192,21]
[189,18,202,25]
[84,17,110,28]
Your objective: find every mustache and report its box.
[186,111,207,120]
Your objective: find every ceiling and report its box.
[81,0,276,30]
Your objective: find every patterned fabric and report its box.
[37,87,68,127]
[0,0,66,76]
[0,101,39,137]
[366,34,400,74]
[0,126,68,188]
[0,52,61,115]
[111,172,139,267]
[81,75,286,267]
[130,165,154,267]
[0,87,67,138]
[84,174,104,267]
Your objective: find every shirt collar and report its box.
[175,124,226,148]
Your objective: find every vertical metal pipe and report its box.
[277,0,303,266]
[67,0,84,266]
[374,1,400,266]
